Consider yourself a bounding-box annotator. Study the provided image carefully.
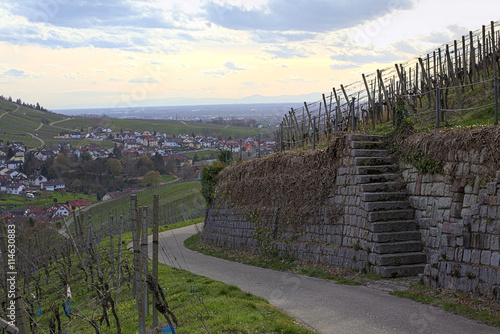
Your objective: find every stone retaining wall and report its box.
[202,138,374,273]
[400,155,500,299]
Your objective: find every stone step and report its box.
[373,241,423,254]
[350,141,386,150]
[356,165,399,175]
[354,157,395,166]
[350,149,389,157]
[362,192,408,202]
[372,231,422,243]
[363,201,410,212]
[370,220,418,233]
[368,210,414,222]
[378,264,426,278]
[373,252,427,266]
[360,182,405,193]
[347,134,384,142]
[356,173,401,184]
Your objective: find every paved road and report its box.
[151,224,500,334]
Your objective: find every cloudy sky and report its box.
[0,0,498,109]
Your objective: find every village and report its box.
[0,127,276,225]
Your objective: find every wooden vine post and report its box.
[152,195,160,329]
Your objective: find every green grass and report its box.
[0,131,41,147]
[12,219,318,333]
[161,174,176,183]
[57,116,260,139]
[392,284,500,328]
[185,233,362,286]
[0,191,95,210]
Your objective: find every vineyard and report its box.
[0,179,316,333]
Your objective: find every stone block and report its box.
[438,197,452,209]
[478,192,489,205]
[471,249,481,264]
[442,221,452,234]
[481,251,491,265]
[487,182,497,195]
[491,236,500,251]
[479,205,488,217]
[487,220,497,234]
[447,235,455,247]
[471,204,480,216]
[432,183,446,196]
[463,249,471,263]
[481,234,490,249]
[491,252,500,267]
[471,220,479,232]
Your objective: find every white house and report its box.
[49,204,72,217]
[29,174,48,187]
[6,183,25,195]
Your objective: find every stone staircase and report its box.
[349,134,426,278]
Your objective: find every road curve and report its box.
[151,224,500,334]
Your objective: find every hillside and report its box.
[0,98,261,149]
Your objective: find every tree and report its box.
[200,161,226,206]
[136,156,154,175]
[151,153,164,172]
[80,151,92,161]
[141,170,161,187]
[217,150,232,165]
[70,179,82,191]
[22,152,37,175]
[7,147,14,159]
[105,158,123,176]
[192,153,199,165]
[178,164,195,181]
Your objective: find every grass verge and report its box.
[185,233,362,286]
[392,284,500,328]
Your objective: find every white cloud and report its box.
[203,0,415,32]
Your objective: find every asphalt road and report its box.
[151,224,500,334]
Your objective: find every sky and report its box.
[0,0,499,110]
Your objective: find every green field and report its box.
[0,191,96,210]
[0,131,41,147]
[58,117,260,138]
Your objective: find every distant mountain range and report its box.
[53,93,324,110]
